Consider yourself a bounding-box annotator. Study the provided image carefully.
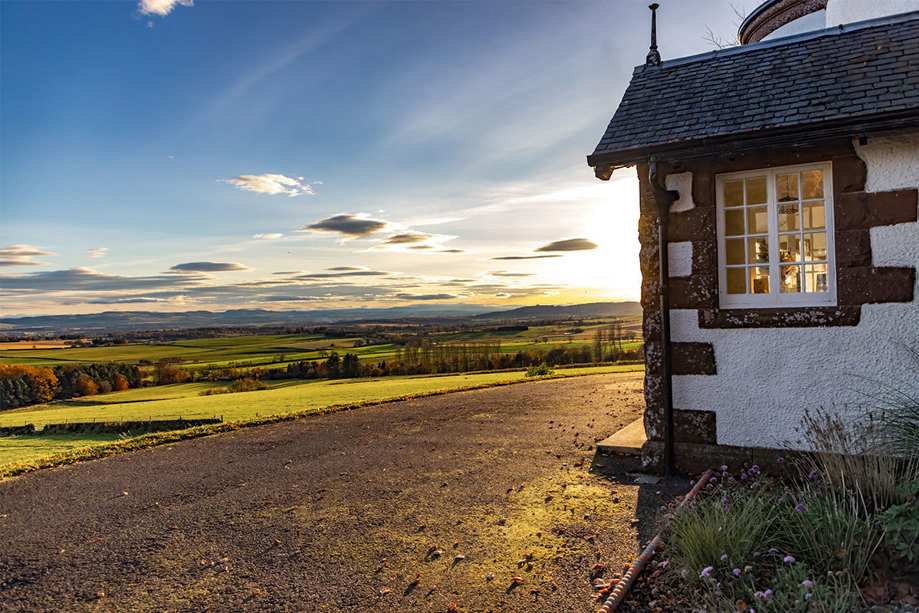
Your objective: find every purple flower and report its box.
[784,555,796,563]
[765,589,773,597]
[776,457,784,464]
[660,560,669,569]
[805,593,812,600]
[728,477,736,484]
[808,471,817,480]
[709,476,718,483]
[720,465,728,471]
[681,569,688,579]
[701,566,713,577]
[740,473,748,480]
[768,548,778,553]
[753,551,760,557]
[706,484,713,490]
[749,465,759,475]
[751,481,760,488]
[795,503,805,512]
[722,495,730,505]
[733,568,741,576]
[720,554,728,561]
[802,580,814,588]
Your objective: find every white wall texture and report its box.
[669,134,919,449]
[826,0,919,26]
[763,9,827,40]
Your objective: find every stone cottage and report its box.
[589,0,919,472]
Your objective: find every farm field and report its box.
[0,364,643,469]
[0,318,642,370]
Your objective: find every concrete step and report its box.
[596,418,645,456]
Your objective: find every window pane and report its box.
[801,170,824,199]
[726,238,745,265]
[778,203,799,232]
[747,206,769,234]
[724,180,744,207]
[803,232,827,261]
[805,263,829,292]
[726,268,746,294]
[776,173,799,202]
[802,202,826,230]
[779,234,801,263]
[746,176,767,205]
[781,264,801,293]
[750,267,770,294]
[725,209,745,236]
[748,236,769,264]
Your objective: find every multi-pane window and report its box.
[716,162,836,308]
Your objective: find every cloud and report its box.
[380,232,433,245]
[220,173,315,197]
[138,0,193,17]
[438,249,465,254]
[86,248,108,258]
[295,270,388,279]
[299,214,388,238]
[0,267,206,291]
[535,238,598,252]
[326,266,365,271]
[86,297,168,305]
[488,271,534,277]
[395,293,457,301]
[0,244,60,267]
[253,233,283,240]
[409,245,433,250]
[489,255,562,261]
[170,262,251,272]
[261,295,320,302]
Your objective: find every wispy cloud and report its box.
[86,247,108,259]
[535,238,598,252]
[170,262,251,272]
[220,173,316,197]
[300,214,389,238]
[0,244,60,267]
[138,0,193,17]
[253,233,283,240]
[489,255,562,261]
[294,269,389,279]
[395,293,456,301]
[380,232,433,245]
[0,267,206,291]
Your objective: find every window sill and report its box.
[697,306,861,329]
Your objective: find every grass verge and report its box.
[0,365,641,481]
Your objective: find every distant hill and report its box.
[473,301,641,321]
[0,301,642,335]
[0,305,491,334]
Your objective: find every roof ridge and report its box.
[631,10,919,75]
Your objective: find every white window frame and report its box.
[715,161,837,309]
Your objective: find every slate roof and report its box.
[588,12,919,167]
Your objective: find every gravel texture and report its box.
[0,372,671,613]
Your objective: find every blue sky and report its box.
[1,0,757,315]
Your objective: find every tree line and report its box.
[0,363,142,411]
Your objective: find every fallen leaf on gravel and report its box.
[379,587,390,596]
[486,573,494,581]
[95,591,105,599]
[273,539,281,546]
[511,577,523,584]
[252,589,261,595]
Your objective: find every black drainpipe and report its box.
[649,160,679,478]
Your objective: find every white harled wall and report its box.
[668,134,919,449]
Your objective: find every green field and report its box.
[0,320,642,370]
[0,364,643,470]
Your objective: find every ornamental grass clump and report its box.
[660,465,868,611]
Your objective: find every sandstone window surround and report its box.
[715,161,837,308]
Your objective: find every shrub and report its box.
[879,478,919,564]
[199,378,270,396]
[525,363,554,377]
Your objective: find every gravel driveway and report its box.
[1,372,655,612]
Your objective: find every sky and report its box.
[0,0,759,316]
